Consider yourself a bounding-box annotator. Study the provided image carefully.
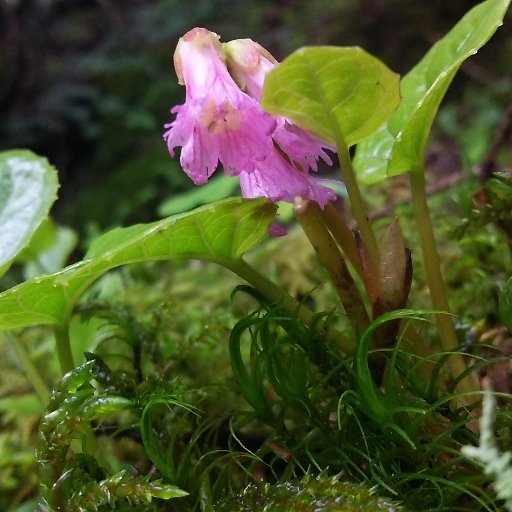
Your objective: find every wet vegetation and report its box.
[1,1,512,511]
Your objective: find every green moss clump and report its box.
[215,475,407,511]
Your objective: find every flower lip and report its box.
[238,150,336,208]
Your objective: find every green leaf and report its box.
[0,393,45,420]
[261,46,400,147]
[0,198,276,331]
[0,150,59,277]
[26,226,77,279]
[354,0,511,184]
[498,277,512,332]
[15,218,58,262]
[17,219,78,279]
[158,174,239,216]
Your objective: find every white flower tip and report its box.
[174,27,223,85]
[224,39,278,93]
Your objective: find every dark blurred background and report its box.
[1,0,510,235]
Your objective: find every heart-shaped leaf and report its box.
[354,0,511,184]
[0,150,59,277]
[0,198,276,331]
[261,46,400,147]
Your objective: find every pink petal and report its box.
[273,120,335,172]
[269,223,288,237]
[164,28,277,184]
[238,152,336,208]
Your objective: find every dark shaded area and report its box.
[0,0,510,233]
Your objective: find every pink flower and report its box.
[238,151,335,208]
[224,38,335,172]
[164,28,336,208]
[164,28,276,185]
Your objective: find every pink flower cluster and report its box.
[164,28,336,208]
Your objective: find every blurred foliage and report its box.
[1,0,510,237]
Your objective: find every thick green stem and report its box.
[312,71,379,268]
[295,199,369,333]
[409,170,474,394]
[54,323,74,375]
[335,136,379,270]
[8,333,50,403]
[228,258,355,354]
[313,70,378,268]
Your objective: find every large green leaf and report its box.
[354,0,511,184]
[0,150,59,277]
[0,198,276,331]
[261,46,400,147]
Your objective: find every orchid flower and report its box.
[164,28,336,208]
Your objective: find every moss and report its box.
[216,475,406,511]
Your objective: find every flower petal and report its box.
[273,120,335,172]
[239,152,336,208]
[224,37,335,174]
[164,28,277,183]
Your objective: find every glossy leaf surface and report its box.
[0,198,276,331]
[261,46,400,147]
[354,0,511,184]
[0,150,59,277]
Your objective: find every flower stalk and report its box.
[409,169,475,394]
[54,323,74,375]
[8,333,50,403]
[319,202,362,275]
[294,198,370,334]
[327,117,379,271]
